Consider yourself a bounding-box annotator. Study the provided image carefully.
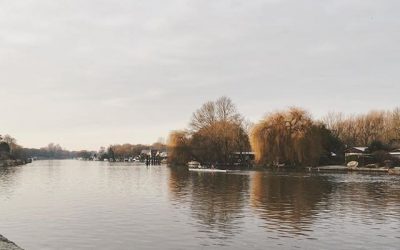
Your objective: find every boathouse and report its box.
[345,147,369,156]
[231,152,255,167]
[344,147,374,166]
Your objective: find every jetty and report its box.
[310,165,391,174]
[0,235,23,250]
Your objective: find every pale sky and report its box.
[1,0,399,150]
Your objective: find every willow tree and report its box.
[167,130,192,165]
[250,107,323,167]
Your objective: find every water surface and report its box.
[1,160,399,249]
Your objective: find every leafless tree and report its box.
[169,97,250,165]
[190,96,242,131]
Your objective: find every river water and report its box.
[0,160,399,250]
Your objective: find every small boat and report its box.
[189,168,227,173]
[347,161,359,169]
[187,161,202,169]
[187,161,229,173]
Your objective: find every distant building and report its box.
[140,149,151,156]
[344,147,369,157]
[344,147,371,166]
[140,149,160,157]
[232,152,255,166]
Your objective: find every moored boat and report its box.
[187,161,229,172]
[188,168,228,173]
[347,161,359,169]
[187,161,202,169]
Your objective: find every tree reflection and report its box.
[250,171,333,235]
[0,166,23,199]
[328,174,400,221]
[189,173,249,234]
[168,168,400,240]
[168,169,250,239]
[168,167,191,202]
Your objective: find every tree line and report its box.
[168,97,400,167]
[0,136,81,160]
[323,109,400,148]
[0,134,167,163]
[2,97,400,167]
[89,142,166,161]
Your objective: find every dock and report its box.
[310,165,391,173]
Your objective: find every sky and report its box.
[1,0,399,150]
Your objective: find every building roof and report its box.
[344,147,369,155]
[353,147,368,152]
[141,149,160,156]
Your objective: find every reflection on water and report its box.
[169,170,250,244]
[250,172,333,236]
[168,168,191,201]
[0,166,23,199]
[1,161,400,250]
[193,174,247,239]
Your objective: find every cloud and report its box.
[0,0,399,149]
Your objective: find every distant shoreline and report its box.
[0,159,31,168]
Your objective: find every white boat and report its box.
[347,161,359,169]
[187,161,229,172]
[188,168,228,173]
[187,161,202,168]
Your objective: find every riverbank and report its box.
[0,159,31,168]
[308,165,400,175]
[0,235,23,250]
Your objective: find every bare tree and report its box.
[322,110,396,147]
[190,101,217,131]
[190,96,242,131]
[322,112,344,138]
[2,134,17,152]
[169,97,250,166]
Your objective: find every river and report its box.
[0,160,399,249]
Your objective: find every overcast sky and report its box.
[1,0,399,150]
